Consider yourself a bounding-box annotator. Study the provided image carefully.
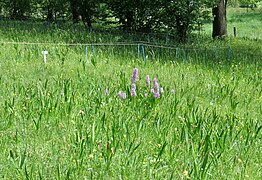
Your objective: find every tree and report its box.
[36,0,69,21]
[212,0,228,38]
[2,0,31,19]
[78,0,100,31]
[106,0,156,31]
[157,0,208,42]
[69,0,80,23]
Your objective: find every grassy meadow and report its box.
[0,8,261,179]
[203,7,262,39]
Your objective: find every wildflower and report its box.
[144,93,148,98]
[104,88,109,96]
[146,75,150,86]
[153,79,159,95]
[118,91,127,99]
[153,78,158,87]
[160,87,164,93]
[131,83,136,90]
[132,67,138,83]
[151,78,161,98]
[171,89,175,94]
[183,170,190,179]
[118,91,122,97]
[154,92,160,98]
[122,92,126,99]
[150,89,155,94]
[131,83,136,97]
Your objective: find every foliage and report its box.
[238,0,260,7]
[2,0,31,19]
[105,0,156,32]
[79,0,102,30]
[0,1,261,41]
[157,0,210,42]
[0,0,213,41]
[36,0,69,20]
[0,9,261,179]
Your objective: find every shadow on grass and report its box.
[0,19,261,68]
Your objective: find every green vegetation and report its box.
[0,8,261,179]
[203,7,262,39]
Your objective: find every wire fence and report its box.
[0,41,261,65]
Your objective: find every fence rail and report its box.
[0,40,260,64]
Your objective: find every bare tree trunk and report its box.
[212,0,227,38]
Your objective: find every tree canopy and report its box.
[0,0,260,41]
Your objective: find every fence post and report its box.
[85,46,89,63]
[183,49,186,64]
[141,44,146,62]
[165,33,169,45]
[91,45,96,58]
[147,34,150,42]
[227,47,231,60]
[138,43,140,58]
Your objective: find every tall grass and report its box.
[0,8,261,179]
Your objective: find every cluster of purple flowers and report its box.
[131,83,137,97]
[144,74,175,98]
[116,67,138,100]
[118,91,126,99]
[132,68,138,83]
[148,77,159,98]
[106,67,175,100]
[131,68,138,97]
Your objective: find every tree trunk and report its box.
[124,12,134,31]
[70,0,79,23]
[175,15,188,43]
[212,0,227,38]
[11,0,18,18]
[83,17,92,32]
[47,8,53,21]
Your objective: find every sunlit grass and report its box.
[0,9,261,179]
[203,7,262,39]
[0,46,261,178]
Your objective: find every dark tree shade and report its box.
[0,0,232,42]
[69,0,80,23]
[3,0,31,19]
